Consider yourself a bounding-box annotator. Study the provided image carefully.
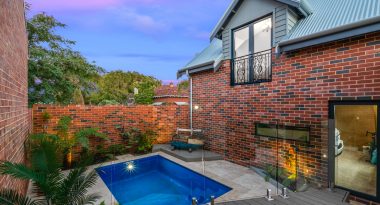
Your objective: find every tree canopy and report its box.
[89,71,161,105]
[27,7,162,106]
[177,80,189,92]
[27,12,104,106]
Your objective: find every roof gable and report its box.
[210,0,312,41]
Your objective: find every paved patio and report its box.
[153,144,223,162]
[30,152,348,205]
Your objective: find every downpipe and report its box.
[187,71,205,174]
[187,70,193,130]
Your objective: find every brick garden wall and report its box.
[191,32,380,186]
[153,97,189,103]
[0,0,30,194]
[32,104,189,149]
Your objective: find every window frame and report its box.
[230,14,274,86]
[255,122,311,143]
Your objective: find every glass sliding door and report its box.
[331,102,379,199]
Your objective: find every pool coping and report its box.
[95,154,233,204]
[85,152,275,204]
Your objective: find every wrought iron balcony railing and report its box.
[231,49,272,85]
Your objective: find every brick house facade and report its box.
[178,0,380,201]
[0,0,30,193]
[191,32,380,186]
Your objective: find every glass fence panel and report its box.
[249,125,281,198]
[200,118,278,203]
[276,128,312,195]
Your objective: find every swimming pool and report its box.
[96,155,231,205]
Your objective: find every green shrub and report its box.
[56,116,73,155]
[107,144,128,156]
[74,127,108,150]
[122,128,157,154]
[42,111,52,121]
[98,99,120,105]
[93,145,114,163]
[137,130,157,153]
[121,127,140,148]
[0,137,100,204]
[32,121,109,169]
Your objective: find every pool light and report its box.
[124,161,136,173]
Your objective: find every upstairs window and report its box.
[232,16,272,85]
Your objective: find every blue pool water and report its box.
[96,155,231,205]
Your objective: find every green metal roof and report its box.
[287,0,380,41]
[179,0,380,77]
[177,39,223,78]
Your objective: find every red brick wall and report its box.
[153,97,189,103]
[191,32,380,186]
[32,104,189,148]
[0,0,29,194]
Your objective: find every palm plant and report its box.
[74,128,108,151]
[0,189,41,205]
[33,116,108,169]
[0,139,100,205]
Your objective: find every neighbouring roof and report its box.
[177,39,223,78]
[154,83,188,99]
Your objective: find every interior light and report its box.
[323,154,327,158]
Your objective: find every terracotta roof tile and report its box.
[154,83,188,98]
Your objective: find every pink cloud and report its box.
[30,0,175,11]
[117,8,170,34]
[30,0,123,11]
[123,0,169,5]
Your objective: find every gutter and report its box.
[279,15,380,48]
[179,60,214,72]
[177,60,214,79]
